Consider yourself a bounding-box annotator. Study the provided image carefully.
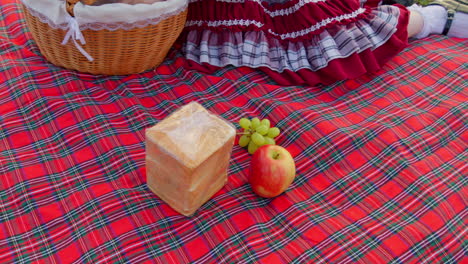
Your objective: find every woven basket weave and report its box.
[22,1,187,75]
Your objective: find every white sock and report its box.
[408,4,447,39]
[448,11,468,38]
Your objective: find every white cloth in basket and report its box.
[21,0,188,30]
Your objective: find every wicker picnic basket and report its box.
[22,0,188,75]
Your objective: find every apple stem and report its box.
[273,153,280,159]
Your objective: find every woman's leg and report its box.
[407,2,468,38]
[407,10,425,37]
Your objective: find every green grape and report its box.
[248,141,259,155]
[264,137,276,145]
[267,127,280,138]
[239,118,251,130]
[261,119,271,129]
[251,132,265,146]
[255,125,268,136]
[238,135,250,147]
[251,117,261,129]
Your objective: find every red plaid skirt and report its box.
[182,0,410,85]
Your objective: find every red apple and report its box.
[249,145,296,198]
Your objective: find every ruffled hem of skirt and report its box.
[182,4,410,86]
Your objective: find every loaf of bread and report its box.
[146,102,235,216]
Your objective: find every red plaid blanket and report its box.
[1,1,467,263]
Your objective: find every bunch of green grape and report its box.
[238,117,281,154]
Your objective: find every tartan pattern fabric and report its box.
[1,1,467,264]
[184,4,400,73]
